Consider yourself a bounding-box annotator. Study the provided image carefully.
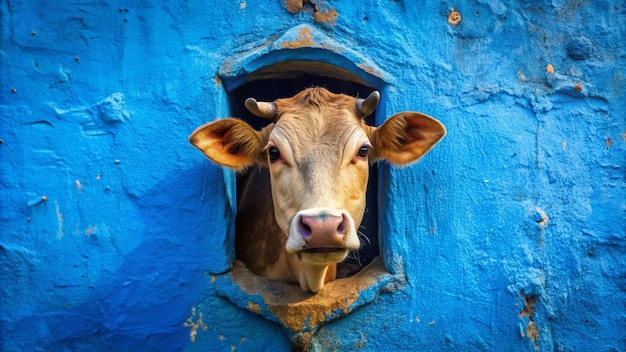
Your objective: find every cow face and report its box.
[266,99,369,266]
[190,87,446,292]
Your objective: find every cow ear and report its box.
[371,112,446,165]
[189,118,268,170]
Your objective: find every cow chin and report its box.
[299,249,349,265]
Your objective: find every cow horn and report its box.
[245,98,277,120]
[355,91,380,117]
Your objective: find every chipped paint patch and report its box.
[284,0,305,13]
[284,0,338,25]
[519,293,539,350]
[184,306,208,343]
[533,207,549,230]
[247,301,261,313]
[314,7,338,25]
[448,7,461,25]
[55,201,64,239]
[281,28,316,49]
[358,63,383,79]
[219,257,400,335]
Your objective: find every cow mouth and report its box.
[303,247,345,254]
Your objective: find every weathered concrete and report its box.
[1,0,624,351]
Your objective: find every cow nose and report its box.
[299,214,347,248]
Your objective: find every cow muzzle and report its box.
[286,208,361,264]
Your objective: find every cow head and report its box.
[190,87,445,292]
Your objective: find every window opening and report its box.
[229,71,379,278]
[212,61,405,349]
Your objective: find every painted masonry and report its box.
[1,1,625,351]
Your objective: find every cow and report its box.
[189,87,445,292]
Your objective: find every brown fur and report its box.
[236,167,284,274]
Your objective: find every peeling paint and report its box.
[247,301,261,313]
[533,207,549,230]
[519,293,540,350]
[313,7,338,25]
[284,0,305,13]
[281,27,316,49]
[358,63,383,79]
[284,0,338,25]
[218,258,400,337]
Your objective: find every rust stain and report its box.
[573,83,583,92]
[605,137,613,150]
[546,64,554,73]
[281,28,315,49]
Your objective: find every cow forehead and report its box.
[267,87,372,163]
[271,108,368,160]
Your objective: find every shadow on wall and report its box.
[7,165,222,351]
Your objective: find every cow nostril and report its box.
[337,215,348,235]
[299,217,312,239]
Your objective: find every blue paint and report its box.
[1,1,625,351]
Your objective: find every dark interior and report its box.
[228,68,380,278]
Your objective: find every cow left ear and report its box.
[189,118,269,170]
[370,112,446,165]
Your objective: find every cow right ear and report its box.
[370,112,446,165]
[189,118,268,170]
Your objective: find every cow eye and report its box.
[268,146,281,162]
[357,145,370,158]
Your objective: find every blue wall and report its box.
[1,0,624,351]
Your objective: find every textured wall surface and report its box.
[1,0,624,351]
